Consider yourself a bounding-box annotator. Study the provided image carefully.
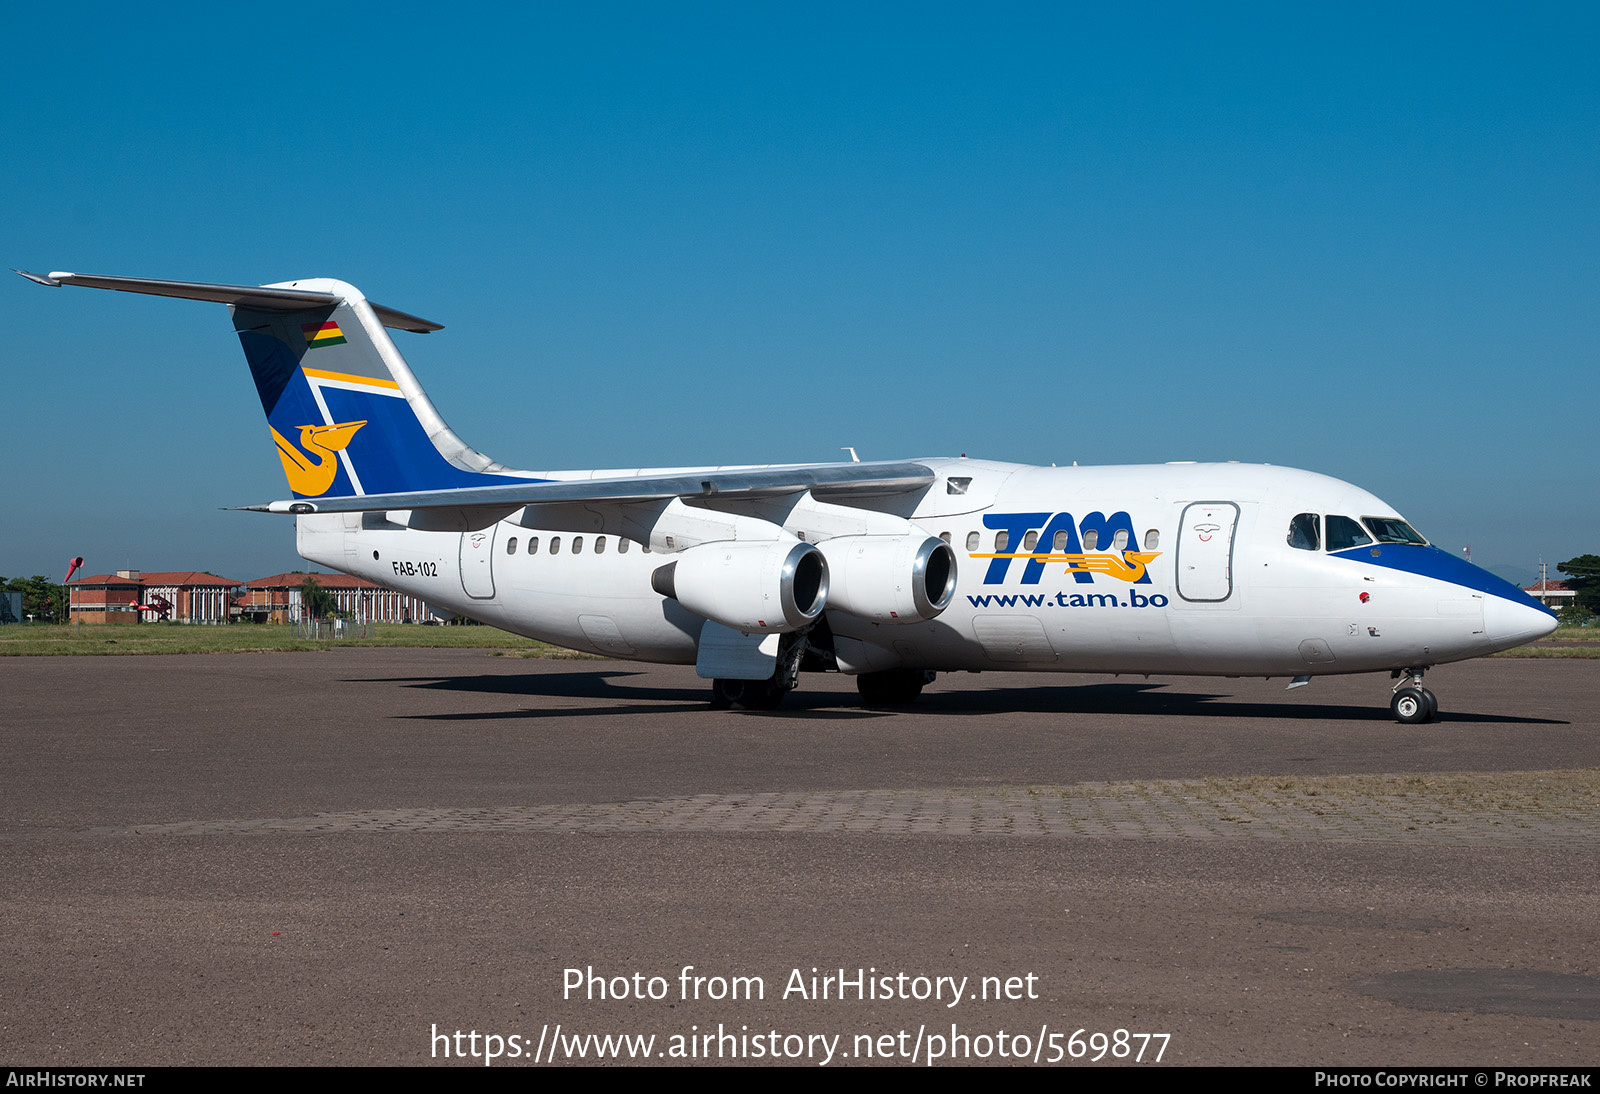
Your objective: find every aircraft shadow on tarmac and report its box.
[373,670,883,722]
[364,672,1566,725]
[905,683,1567,724]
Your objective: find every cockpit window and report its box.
[1324,515,1373,552]
[1287,513,1320,551]
[1362,517,1428,546]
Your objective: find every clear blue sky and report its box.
[5,2,1596,586]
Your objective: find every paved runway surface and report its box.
[2,651,1596,1066]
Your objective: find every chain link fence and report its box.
[290,618,378,640]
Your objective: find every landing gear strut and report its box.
[1389,667,1438,724]
[709,629,811,711]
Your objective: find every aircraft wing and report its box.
[240,460,939,513]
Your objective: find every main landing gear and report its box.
[856,668,936,707]
[709,630,809,711]
[709,677,786,710]
[713,669,940,710]
[1390,667,1438,724]
[709,629,941,711]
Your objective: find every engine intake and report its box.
[652,539,828,633]
[818,534,957,624]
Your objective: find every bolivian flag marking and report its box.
[302,321,348,348]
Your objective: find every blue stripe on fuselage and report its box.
[1329,544,1555,616]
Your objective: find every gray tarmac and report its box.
[2,651,1596,1066]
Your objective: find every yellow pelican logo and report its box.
[970,550,1162,583]
[271,421,367,496]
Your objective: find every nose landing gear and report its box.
[1390,668,1438,724]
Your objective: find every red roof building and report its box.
[66,572,144,625]
[1523,577,1575,611]
[69,569,243,624]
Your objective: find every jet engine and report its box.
[818,534,957,624]
[652,538,829,634]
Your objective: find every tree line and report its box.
[0,576,68,623]
[1555,555,1600,623]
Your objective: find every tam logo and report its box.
[974,511,1160,585]
[272,420,367,497]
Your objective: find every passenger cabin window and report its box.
[1287,513,1320,551]
[573,536,584,554]
[506,537,518,555]
[1111,529,1129,551]
[966,532,979,552]
[1324,515,1372,552]
[1082,529,1099,550]
[994,531,1009,553]
[1022,530,1038,552]
[528,536,539,554]
[618,538,629,554]
[550,536,562,555]
[1054,530,1070,551]
[939,531,951,545]
[595,536,607,554]
[1144,529,1159,550]
[1363,517,1427,545]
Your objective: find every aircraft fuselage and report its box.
[301,458,1551,680]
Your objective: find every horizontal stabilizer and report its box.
[15,270,442,333]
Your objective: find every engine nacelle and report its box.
[818,534,957,624]
[652,538,829,634]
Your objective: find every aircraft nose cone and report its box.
[1483,594,1558,650]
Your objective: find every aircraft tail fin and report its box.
[20,271,524,500]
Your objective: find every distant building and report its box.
[240,572,440,624]
[137,571,244,623]
[65,566,439,625]
[68,569,244,624]
[1523,577,1576,612]
[67,571,146,624]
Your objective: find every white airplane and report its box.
[19,270,1558,721]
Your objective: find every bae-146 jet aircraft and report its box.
[20,269,1557,720]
